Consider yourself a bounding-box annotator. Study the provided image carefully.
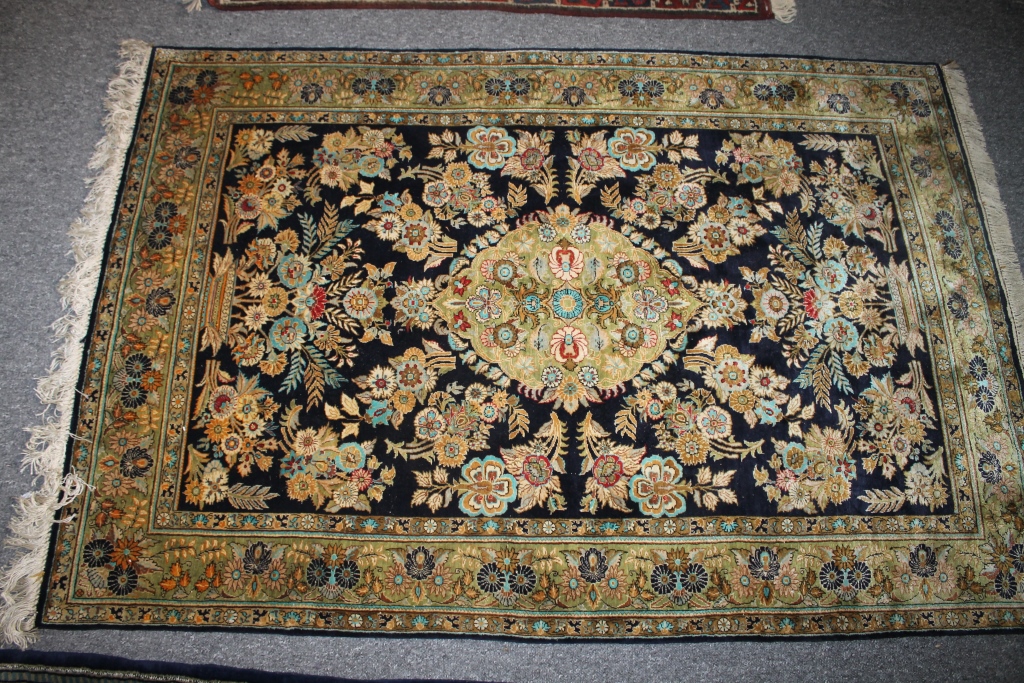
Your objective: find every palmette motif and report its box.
[42,49,1024,638]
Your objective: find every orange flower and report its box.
[111,537,142,569]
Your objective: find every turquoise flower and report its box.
[465,126,516,170]
[823,316,859,352]
[268,316,307,351]
[813,259,849,293]
[552,288,584,319]
[330,442,367,472]
[367,399,392,426]
[277,253,313,289]
[629,455,686,518]
[755,398,781,426]
[607,127,657,172]
[378,192,401,212]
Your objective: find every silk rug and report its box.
[2,43,1023,645]
[198,0,793,21]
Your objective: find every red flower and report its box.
[309,286,327,320]
[453,276,472,296]
[349,468,374,492]
[803,290,819,320]
[661,278,680,295]
[453,311,471,332]
[667,311,684,331]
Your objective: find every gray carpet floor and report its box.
[1,0,1024,680]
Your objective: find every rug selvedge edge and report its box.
[939,63,1024,379]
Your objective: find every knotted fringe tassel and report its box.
[182,0,203,11]
[0,40,152,649]
[941,63,1024,361]
[772,0,796,22]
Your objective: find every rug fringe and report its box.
[941,63,1024,368]
[182,0,203,11]
[0,40,152,649]
[772,0,796,22]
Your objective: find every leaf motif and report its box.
[186,445,210,482]
[614,407,637,440]
[273,125,315,142]
[807,221,824,260]
[753,466,770,486]
[786,394,802,416]
[341,394,360,417]
[795,344,824,388]
[812,361,832,408]
[508,406,530,440]
[857,487,907,513]
[317,202,339,242]
[226,484,280,511]
[423,254,447,271]
[582,412,611,439]
[681,253,709,270]
[324,403,342,420]
[282,352,307,394]
[507,183,528,209]
[712,470,735,488]
[120,497,149,529]
[600,183,621,212]
[799,134,840,152]
[304,360,325,407]
[386,438,435,461]
[298,212,317,253]
[829,351,853,395]
[693,335,719,354]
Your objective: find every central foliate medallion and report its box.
[436,204,702,395]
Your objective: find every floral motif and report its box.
[436,201,701,401]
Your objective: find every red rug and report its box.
[205,0,790,20]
